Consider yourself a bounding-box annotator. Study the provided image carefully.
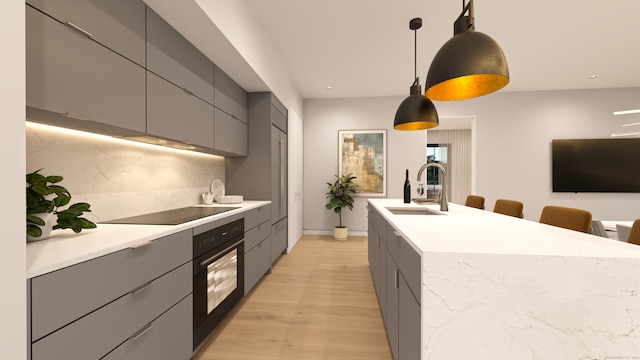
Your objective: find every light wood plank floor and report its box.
[192,235,392,360]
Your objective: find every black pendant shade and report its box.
[394,18,439,131]
[425,0,509,101]
[394,81,439,130]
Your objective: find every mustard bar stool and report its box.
[626,219,640,245]
[493,199,524,218]
[539,205,592,233]
[465,195,485,210]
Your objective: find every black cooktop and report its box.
[102,206,240,225]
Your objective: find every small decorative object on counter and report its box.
[325,173,358,240]
[202,192,215,205]
[26,169,97,242]
[404,169,411,203]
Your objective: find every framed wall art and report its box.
[338,129,387,197]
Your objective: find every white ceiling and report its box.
[239,0,640,100]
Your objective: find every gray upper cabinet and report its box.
[147,72,215,148]
[26,4,146,133]
[26,0,146,66]
[214,66,248,123]
[146,8,214,105]
[215,108,248,156]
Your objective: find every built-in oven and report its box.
[192,218,244,350]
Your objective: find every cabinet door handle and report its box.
[182,87,194,96]
[63,112,91,121]
[199,239,243,266]
[131,282,152,295]
[65,21,93,38]
[394,269,399,289]
[129,240,153,250]
[130,323,154,341]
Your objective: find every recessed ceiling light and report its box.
[614,109,640,115]
[622,122,640,127]
[327,86,333,90]
[588,74,599,79]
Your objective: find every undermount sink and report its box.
[385,207,443,216]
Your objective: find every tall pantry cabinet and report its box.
[226,93,288,264]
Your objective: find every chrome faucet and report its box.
[416,162,448,211]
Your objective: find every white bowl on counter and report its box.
[216,195,243,204]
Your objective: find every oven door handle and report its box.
[198,239,243,267]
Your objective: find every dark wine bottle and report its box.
[403,169,411,203]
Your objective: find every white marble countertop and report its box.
[369,199,640,359]
[27,201,270,278]
[369,198,640,258]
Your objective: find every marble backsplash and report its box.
[26,123,226,222]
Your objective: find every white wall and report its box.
[304,87,640,233]
[303,97,428,234]
[0,1,26,358]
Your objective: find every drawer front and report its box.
[244,237,271,295]
[245,205,271,231]
[147,71,215,148]
[31,230,191,340]
[26,0,146,66]
[214,66,248,123]
[26,5,146,133]
[271,219,287,263]
[371,210,387,244]
[214,108,248,156]
[102,294,192,360]
[244,220,271,252]
[386,227,421,303]
[32,263,191,360]
[146,7,214,104]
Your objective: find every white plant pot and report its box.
[27,212,55,242]
[333,226,348,241]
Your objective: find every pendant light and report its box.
[425,0,509,101]
[394,18,439,130]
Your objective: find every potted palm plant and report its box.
[325,173,357,240]
[26,169,97,242]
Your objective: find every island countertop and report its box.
[369,198,640,258]
[368,199,640,359]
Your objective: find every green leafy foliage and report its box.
[325,173,358,227]
[26,169,97,238]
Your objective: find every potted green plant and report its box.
[325,173,357,240]
[26,169,97,242]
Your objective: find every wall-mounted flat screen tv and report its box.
[552,138,640,192]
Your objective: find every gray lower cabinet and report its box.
[215,108,248,156]
[147,71,215,148]
[146,7,214,105]
[29,230,192,360]
[26,4,146,133]
[271,218,287,264]
[368,205,421,360]
[102,294,192,360]
[398,275,421,360]
[26,0,146,66]
[214,66,248,123]
[244,205,272,294]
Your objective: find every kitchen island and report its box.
[368,199,640,360]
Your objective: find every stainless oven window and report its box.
[206,248,238,314]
